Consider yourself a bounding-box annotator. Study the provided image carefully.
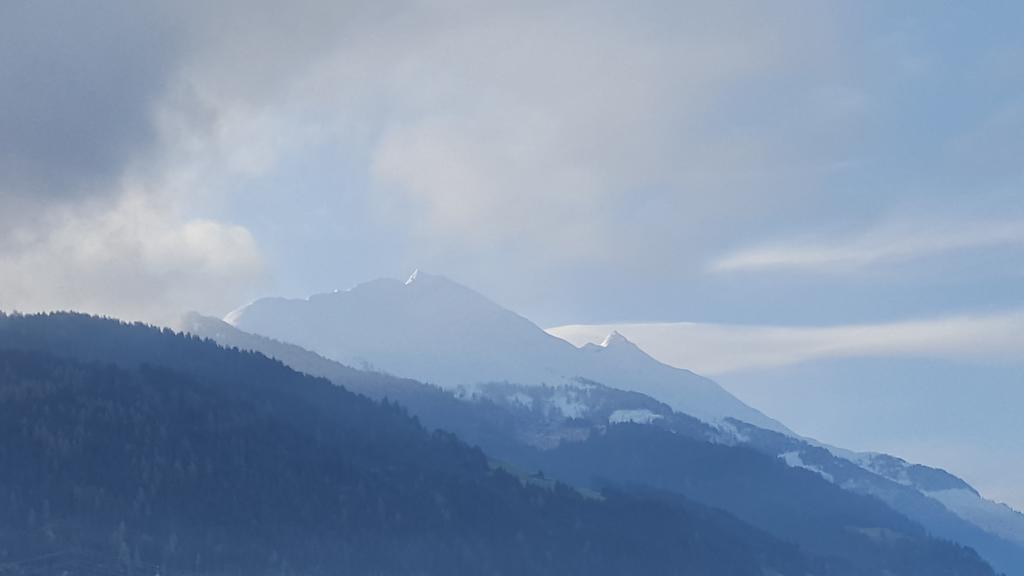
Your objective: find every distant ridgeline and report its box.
[0,312,1005,575]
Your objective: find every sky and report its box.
[1,1,1022,506]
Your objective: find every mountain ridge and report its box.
[207,270,1024,573]
[226,271,788,433]
[0,311,822,576]
[183,310,1024,575]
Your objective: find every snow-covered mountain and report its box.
[225,270,787,432]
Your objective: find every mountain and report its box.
[524,423,1001,576]
[851,452,1024,548]
[182,313,1015,575]
[727,420,1024,575]
[225,271,787,432]
[924,489,1024,548]
[0,312,821,576]
[184,311,715,452]
[221,272,1024,541]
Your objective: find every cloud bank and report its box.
[0,0,840,322]
[1,0,1022,330]
[550,310,1024,375]
[0,192,263,324]
[713,219,1024,273]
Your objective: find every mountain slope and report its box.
[225,271,786,431]
[728,420,1024,576]
[0,312,818,576]
[924,489,1024,548]
[526,423,999,576]
[181,313,1009,575]
[846,451,1024,549]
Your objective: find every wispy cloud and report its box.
[712,220,1024,272]
[549,310,1024,375]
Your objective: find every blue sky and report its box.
[1,1,1022,506]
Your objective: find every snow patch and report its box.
[609,409,662,425]
[601,331,629,347]
[507,392,534,409]
[712,420,750,443]
[778,451,835,483]
[549,389,588,419]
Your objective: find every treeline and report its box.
[0,312,815,575]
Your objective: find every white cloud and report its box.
[150,0,842,269]
[1,1,855,320]
[0,192,264,325]
[359,1,831,262]
[712,219,1024,272]
[549,310,1024,375]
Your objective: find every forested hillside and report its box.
[0,313,816,575]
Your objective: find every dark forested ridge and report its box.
[0,312,1001,575]
[522,424,1002,576]
[0,312,818,575]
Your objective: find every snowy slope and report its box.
[225,271,786,432]
[850,452,1024,547]
[924,489,1024,547]
[724,420,1024,575]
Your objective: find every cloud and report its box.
[0,192,264,325]
[711,219,1024,273]
[142,0,842,271]
[0,1,177,204]
[360,1,835,262]
[549,310,1024,375]
[1,0,849,322]
[0,0,274,322]
[3,0,1022,327]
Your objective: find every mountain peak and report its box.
[601,330,633,348]
[403,269,456,289]
[598,330,653,361]
[225,271,787,432]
